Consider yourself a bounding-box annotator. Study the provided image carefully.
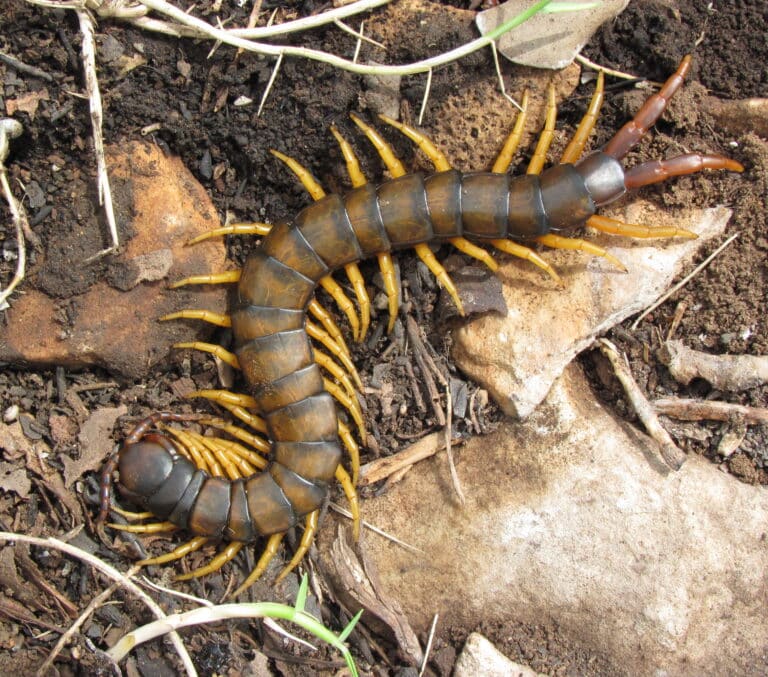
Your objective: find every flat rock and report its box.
[321,364,768,675]
[0,142,227,378]
[453,202,734,418]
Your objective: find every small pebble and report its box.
[3,404,19,423]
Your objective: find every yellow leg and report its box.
[492,90,530,174]
[344,262,371,341]
[187,222,272,246]
[560,70,604,164]
[323,378,366,441]
[169,270,241,289]
[587,214,697,239]
[308,298,351,360]
[275,510,320,584]
[536,233,627,272]
[187,390,267,435]
[173,342,240,370]
[175,541,244,581]
[192,433,246,480]
[330,125,367,188]
[414,243,464,315]
[160,309,231,327]
[320,276,361,342]
[139,536,209,567]
[231,533,284,598]
[377,252,400,333]
[109,506,154,521]
[449,237,498,272]
[108,521,177,534]
[306,320,361,389]
[199,417,271,457]
[200,433,268,472]
[270,149,326,200]
[164,426,218,476]
[490,239,563,286]
[314,349,357,400]
[335,465,360,540]
[350,113,407,178]
[527,84,557,176]
[338,420,360,486]
[377,114,452,171]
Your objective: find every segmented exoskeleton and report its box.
[99,56,742,596]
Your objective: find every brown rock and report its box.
[0,142,228,378]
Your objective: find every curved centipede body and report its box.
[99,56,743,595]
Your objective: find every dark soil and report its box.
[0,0,766,674]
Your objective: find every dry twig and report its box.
[653,397,768,426]
[0,118,29,308]
[0,532,196,676]
[597,338,686,470]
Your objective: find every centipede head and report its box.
[116,432,178,506]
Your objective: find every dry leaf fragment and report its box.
[64,404,128,487]
[5,89,50,118]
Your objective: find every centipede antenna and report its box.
[603,55,692,161]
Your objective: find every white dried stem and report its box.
[77,9,120,260]
[597,338,687,470]
[0,118,28,308]
[0,532,196,676]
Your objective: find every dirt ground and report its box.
[0,0,766,674]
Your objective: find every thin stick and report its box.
[37,564,142,676]
[491,41,524,111]
[329,503,425,554]
[0,50,54,81]
[574,53,643,81]
[419,614,439,677]
[597,339,686,470]
[0,533,196,676]
[333,19,386,49]
[631,233,740,330]
[67,0,556,77]
[653,397,768,425]
[257,52,283,116]
[417,68,432,126]
[444,385,466,505]
[77,9,119,261]
[0,118,28,307]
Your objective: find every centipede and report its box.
[98,56,743,597]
